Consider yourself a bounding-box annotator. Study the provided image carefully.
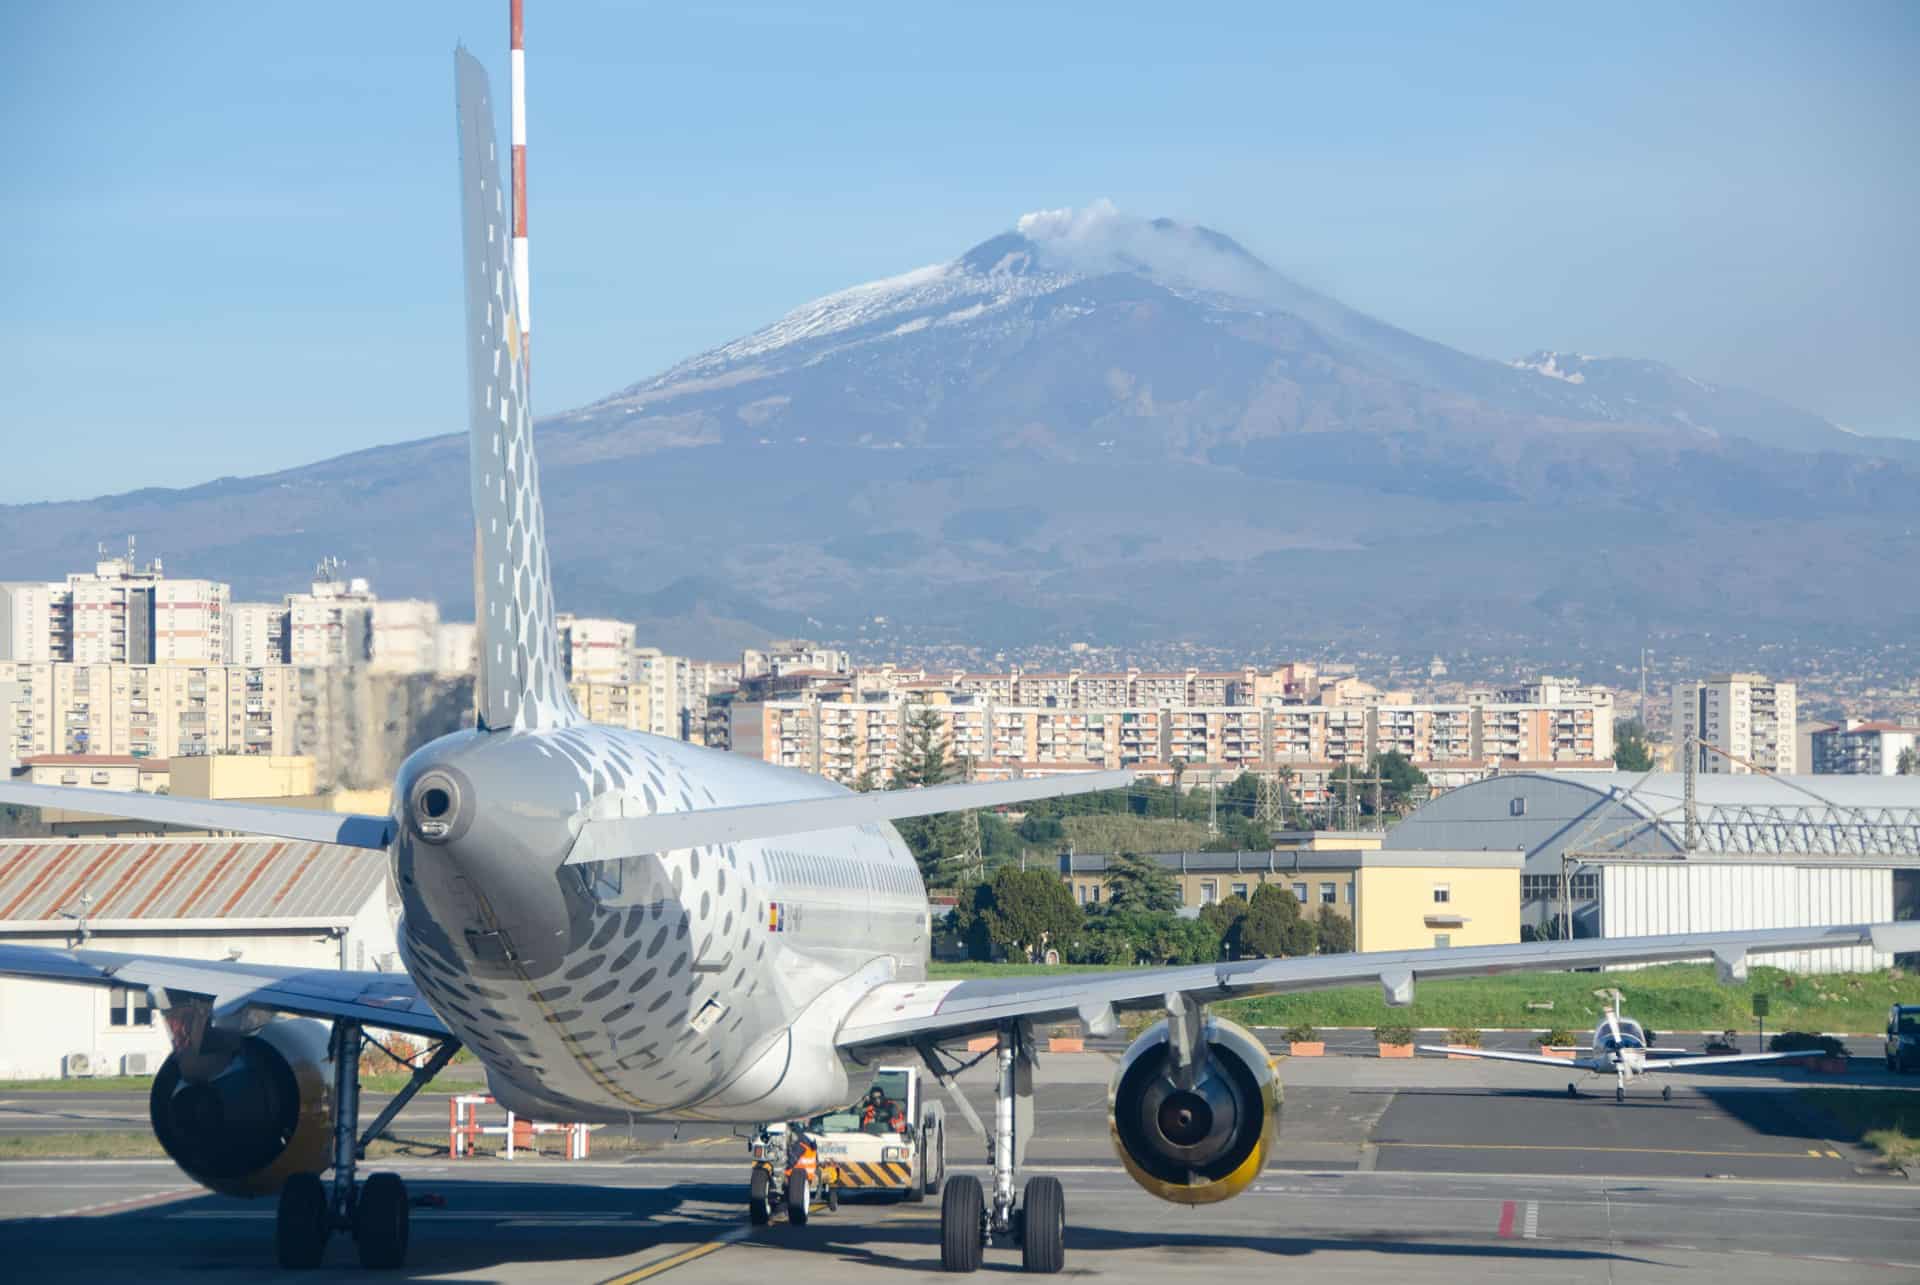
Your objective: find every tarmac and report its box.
[0,1046,1914,1283]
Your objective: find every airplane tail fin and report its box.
[454,47,578,733]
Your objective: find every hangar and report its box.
[1386,771,1920,972]
[0,837,398,1078]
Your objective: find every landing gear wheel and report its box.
[786,1171,810,1226]
[749,1167,772,1225]
[1615,1086,1626,1104]
[1661,1084,1673,1101]
[940,1173,984,1273]
[354,1172,410,1270]
[925,1125,946,1198]
[1019,1175,1065,1274]
[275,1172,329,1270]
[905,1132,929,1203]
[1566,1083,1577,1098]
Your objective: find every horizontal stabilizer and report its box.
[0,782,393,850]
[565,769,1133,865]
[1414,1045,1594,1069]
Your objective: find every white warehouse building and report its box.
[0,837,398,1079]
[1386,771,1920,973]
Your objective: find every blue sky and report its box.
[5,1,1915,502]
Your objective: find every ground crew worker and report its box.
[859,1085,905,1133]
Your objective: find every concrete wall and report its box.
[1355,864,1520,952]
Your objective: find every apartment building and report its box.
[568,679,651,733]
[740,681,1615,794]
[434,622,477,677]
[559,616,638,684]
[0,583,67,663]
[0,662,305,760]
[1672,673,1797,774]
[286,571,375,668]
[228,603,290,666]
[1811,721,1920,775]
[368,600,440,674]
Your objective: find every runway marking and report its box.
[1496,1200,1515,1237]
[595,1228,747,1285]
[1376,1140,1837,1160]
[1522,1199,1539,1239]
[37,1185,199,1219]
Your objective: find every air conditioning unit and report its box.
[64,1051,94,1078]
[123,1052,151,1076]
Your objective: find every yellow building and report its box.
[1057,849,1522,951]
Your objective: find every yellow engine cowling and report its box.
[148,1017,334,1198]
[1108,1014,1280,1205]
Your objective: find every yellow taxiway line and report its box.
[594,1229,747,1285]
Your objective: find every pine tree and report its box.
[891,704,968,886]
[1102,850,1179,913]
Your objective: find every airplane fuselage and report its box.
[388,721,931,1124]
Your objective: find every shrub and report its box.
[1446,1027,1483,1047]
[1541,1027,1577,1047]
[1283,1024,1318,1044]
[1373,1024,1415,1046]
[1768,1031,1846,1058]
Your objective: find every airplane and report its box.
[1,4,1914,1274]
[1419,993,1817,1103]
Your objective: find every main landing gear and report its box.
[277,1021,460,1270]
[931,1022,1065,1274]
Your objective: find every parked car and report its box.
[1886,1004,1920,1073]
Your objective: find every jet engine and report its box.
[1108,1013,1279,1204]
[148,1017,334,1197]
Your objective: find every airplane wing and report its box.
[0,943,448,1039]
[1636,1051,1818,1071]
[1414,1045,1597,1068]
[835,921,1920,1050]
[564,770,1134,864]
[0,781,393,850]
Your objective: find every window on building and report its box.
[1292,882,1307,902]
[1433,884,1451,904]
[1232,882,1249,900]
[1510,797,1527,816]
[1200,880,1219,905]
[1088,883,1100,903]
[1319,882,1336,905]
[1345,880,1355,904]
[108,986,153,1028]
[1433,934,1452,949]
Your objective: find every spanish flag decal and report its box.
[768,902,783,933]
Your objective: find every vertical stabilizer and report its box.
[454,47,576,733]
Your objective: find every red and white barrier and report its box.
[449,1093,589,1160]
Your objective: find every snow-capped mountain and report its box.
[6,204,1914,654]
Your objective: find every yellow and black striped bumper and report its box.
[829,1161,912,1188]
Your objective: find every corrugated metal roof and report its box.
[0,837,387,924]
[1572,771,1920,810]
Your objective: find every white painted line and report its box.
[1522,1199,1539,1239]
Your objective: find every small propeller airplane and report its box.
[1420,990,1814,1103]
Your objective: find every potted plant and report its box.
[1374,1023,1415,1058]
[1047,1022,1084,1054]
[1285,1024,1324,1057]
[1445,1027,1484,1060]
[1769,1031,1848,1073]
[1540,1027,1577,1059]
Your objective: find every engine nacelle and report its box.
[149,1017,334,1198]
[1108,1014,1279,1205]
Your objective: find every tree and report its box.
[1102,850,1179,913]
[1898,746,1919,776]
[1328,751,1428,818]
[1198,893,1250,955]
[980,866,1082,962]
[1614,718,1655,773]
[1313,905,1354,954]
[1238,883,1316,958]
[891,704,968,886]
